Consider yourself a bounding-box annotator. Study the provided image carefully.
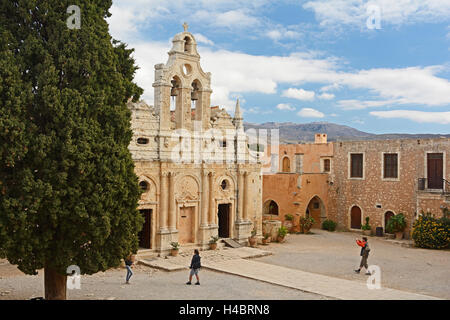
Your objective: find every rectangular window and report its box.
[295,154,303,174]
[323,159,331,172]
[350,153,363,178]
[384,153,398,179]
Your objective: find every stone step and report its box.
[221,238,242,248]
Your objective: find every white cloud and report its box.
[318,92,335,100]
[304,0,450,28]
[276,103,296,111]
[282,88,316,101]
[370,110,450,124]
[337,99,399,110]
[267,27,302,41]
[297,108,325,118]
[193,33,214,46]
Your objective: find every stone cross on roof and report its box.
[183,22,189,32]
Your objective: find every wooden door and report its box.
[138,209,152,249]
[179,207,194,243]
[384,211,394,232]
[350,206,362,229]
[427,153,443,189]
[218,204,230,238]
[282,157,291,172]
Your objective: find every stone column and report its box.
[243,171,249,222]
[159,172,169,231]
[209,172,216,225]
[201,171,209,227]
[237,169,244,222]
[168,172,176,231]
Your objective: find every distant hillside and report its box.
[244,122,450,143]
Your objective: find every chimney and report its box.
[314,133,327,144]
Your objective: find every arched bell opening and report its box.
[170,76,182,111]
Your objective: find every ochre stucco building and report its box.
[263,135,450,238]
[128,26,262,253]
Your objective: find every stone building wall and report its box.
[328,138,450,238]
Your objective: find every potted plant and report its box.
[284,214,294,232]
[386,213,407,240]
[300,216,315,234]
[248,229,257,247]
[170,242,180,256]
[277,226,288,243]
[262,233,271,245]
[209,236,219,250]
[362,217,372,236]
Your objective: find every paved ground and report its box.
[256,229,450,299]
[0,264,327,300]
[1,230,448,300]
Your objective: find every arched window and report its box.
[282,157,291,173]
[350,206,362,229]
[263,200,279,216]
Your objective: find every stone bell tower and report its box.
[153,22,213,134]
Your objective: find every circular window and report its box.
[221,180,229,190]
[139,181,149,192]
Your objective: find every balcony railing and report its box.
[418,178,450,194]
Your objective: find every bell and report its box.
[171,87,178,97]
[191,90,199,101]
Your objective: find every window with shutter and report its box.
[350,153,363,178]
[384,153,398,179]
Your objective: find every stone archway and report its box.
[306,196,326,229]
[263,200,279,217]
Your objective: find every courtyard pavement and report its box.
[1,230,448,300]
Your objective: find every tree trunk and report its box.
[44,266,67,300]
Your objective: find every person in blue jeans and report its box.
[186,249,201,285]
[125,255,134,284]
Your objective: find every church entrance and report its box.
[138,209,152,249]
[179,207,194,243]
[218,204,231,238]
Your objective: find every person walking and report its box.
[125,255,134,284]
[354,237,371,275]
[186,249,201,285]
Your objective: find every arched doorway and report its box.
[350,206,362,229]
[263,200,279,217]
[306,196,326,229]
[384,211,395,232]
[282,157,291,172]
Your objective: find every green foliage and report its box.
[412,213,450,249]
[362,217,371,231]
[386,213,406,233]
[251,228,257,237]
[209,236,219,244]
[0,0,143,276]
[300,216,315,228]
[321,219,337,231]
[278,226,288,238]
[284,214,294,221]
[263,233,270,239]
[170,242,180,250]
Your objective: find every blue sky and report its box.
[107,0,450,134]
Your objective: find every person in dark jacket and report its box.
[186,249,201,285]
[354,237,371,275]
[125,255,134,284]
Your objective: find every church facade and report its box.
[128,25,263,253]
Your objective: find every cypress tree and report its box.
[0,0,144,299]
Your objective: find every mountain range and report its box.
[244,122,450,143]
